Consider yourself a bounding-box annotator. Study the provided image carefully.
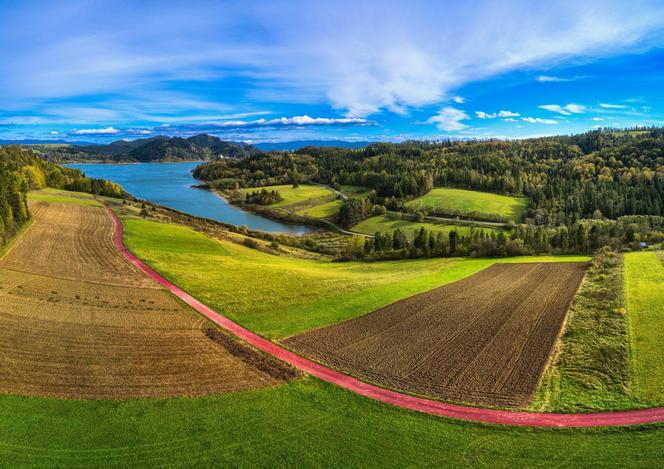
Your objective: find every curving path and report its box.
[107,206,664,428]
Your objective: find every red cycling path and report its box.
[107,206,664,428]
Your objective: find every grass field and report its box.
[3,378,664,467]
[626,251,664,401]
[122,217,588,338]
[406,187,528,222]
[29,188,103,207]
[239,184,334,208]
[295,198,343,218]
[353,214,497,237]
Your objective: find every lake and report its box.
[67,162,313,234]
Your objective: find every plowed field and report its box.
[0,201,295,399]
[284,262,587,406]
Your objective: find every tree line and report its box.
[347,214,664,261]
[0,145,125,242]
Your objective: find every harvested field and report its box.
[284,262,587,407]
[2,201,153,287]
[0,201,294,399]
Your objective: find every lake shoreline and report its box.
[66,161,315,235]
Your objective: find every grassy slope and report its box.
[295,199,342,218]
[626,251,664,401]
[406,187,528,222]
[3,378,664,468]
[29,188,103,207]
[353,214,496,237]
[122,217,588,339]
[238,184,333,209]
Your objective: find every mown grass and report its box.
[2,378,664,468]
[122,217,588,339]
[625,251,664,401]
[295,198,343,218]
[353,214,497,237]
[406,187,528,222]
[29,188,103,207]
[238,184,333,209]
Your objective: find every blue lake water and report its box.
[67,162,312,234]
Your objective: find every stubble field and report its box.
[0,201,294,399]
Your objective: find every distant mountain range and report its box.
[21,135,262,163]
[255,140,375,151]
[0,135,377,162]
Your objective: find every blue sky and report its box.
[2,0,664,143]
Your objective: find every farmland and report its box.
[0,193,661,467]
[405,187,529,222]
[0,199,293,399]
[122,215,588,338]
[626,251,664,401]
[285,262,587,406]
[353,214,497,237]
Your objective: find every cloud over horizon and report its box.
[2,0,664,141]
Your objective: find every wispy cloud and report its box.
[427,107,469,131]
[539,104,586,115]
[452,96,465,104]
[536,75,584,82]
[599,102,629,109]
[2,1,664,118]
[476,110,520,119]
[71,126,120,135]
[521,117,558,124]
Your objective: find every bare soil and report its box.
[284,262,587,407]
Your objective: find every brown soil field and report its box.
[0,201,295,399]
[284,262,587,407]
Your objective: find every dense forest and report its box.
[194,128,664,257]
[0,145,124,242]
[34,134,261,163]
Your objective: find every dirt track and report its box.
[285,262,587,406]
[0,201,294,399]
[107,205,664,427]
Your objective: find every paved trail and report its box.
[107,206,664,428]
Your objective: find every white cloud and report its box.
[498,110,520,117]
[539,104,585,115]
[536,75,567,82]
[71,126,120,135]
[49,130,59,135]
[522,117,558,124]
[452,96,465,104]
[476,110,520,119]
[427,107,470,131]
[2,1,664,117]
[211,115,369,127]
[592,117,605,121]
[503,118,518,122]
[599,103,629,109]
[536,75,585,82]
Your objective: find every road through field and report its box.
[108,206,664,427]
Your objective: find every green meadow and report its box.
[122,216,587,339]
[406,187,529,222]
